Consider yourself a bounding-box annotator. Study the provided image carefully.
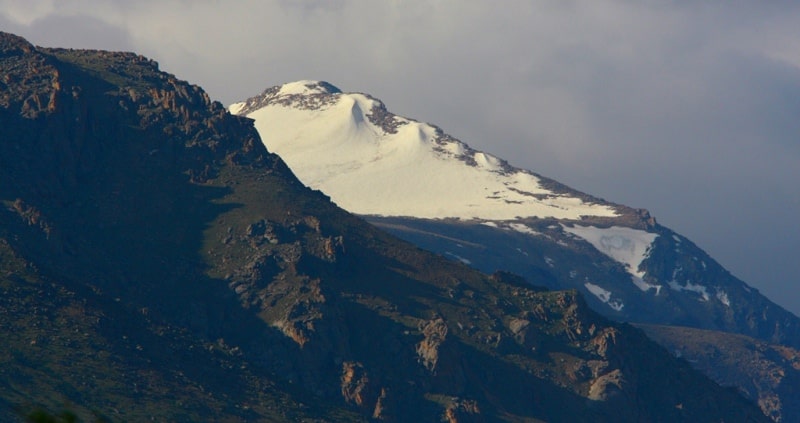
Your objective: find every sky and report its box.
[2,1,799,315]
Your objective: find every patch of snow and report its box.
[228,102,245,115]
[544,256,555,267]
[569,270,578,279]
[632,278,662,295]
[233,81,619,221]
[508,223,541,236]
[442,141,466,156]
[516,248,529,256]
[276,80,336,96]
[563,225,661,294]
[668,280,710,301]
[716,289,731,307]
[584,282,624,311]
[445,252,471,265]
[473,152,503,172]
[585,282,611,302]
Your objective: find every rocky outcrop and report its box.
[443,398,483,423]
[416,317,448,372]
[340,361,385,417]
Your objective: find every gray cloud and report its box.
[3,0,799,314]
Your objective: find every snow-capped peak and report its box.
[230,81,619,221]
[229,80,342,116]
[276,80,341,96]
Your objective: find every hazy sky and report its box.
[2,1,799,315]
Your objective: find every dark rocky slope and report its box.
[639,324,800,423]
[0,32,767,422]
[365,216,800,349]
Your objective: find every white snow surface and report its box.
[668,280,710,301]
[716,290,731,307]
[445,252,472,265]
[228,102,244,115]
[584,282,624,311]
[231,81,619,221]
[564,225,661,294]
[507,223,542,236]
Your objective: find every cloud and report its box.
[3,1,800,314]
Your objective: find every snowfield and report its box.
[584,282,624,311]
[231,81,744,308]
[231,81,619,221]
[563,225,661,294]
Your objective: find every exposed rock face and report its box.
[588,369,625,401]
[443,398,483,423]
[340,361,379,409]
[416,317,448,372]
[0,32,770,422]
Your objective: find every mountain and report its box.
[231,80,800,420]
[230,80,800,345]
[0,32,772,422]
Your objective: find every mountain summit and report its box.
[0,34,770,421]
[230,80,619,221]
